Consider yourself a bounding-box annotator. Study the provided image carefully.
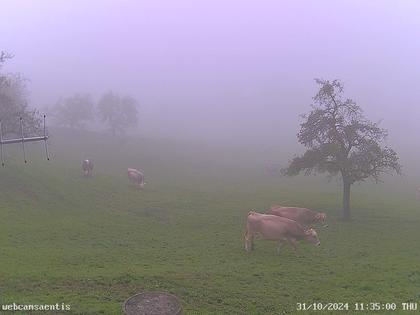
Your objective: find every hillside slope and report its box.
[0,129,419,314]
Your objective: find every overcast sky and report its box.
[1,0,420,145]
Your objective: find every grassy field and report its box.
[0,128,419,314]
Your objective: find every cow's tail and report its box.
[244,212,255,252]
[244,229,250,251]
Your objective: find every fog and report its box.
[2,3,420,312]
[2,0,420,152]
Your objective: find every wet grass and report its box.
[0,129,419,314]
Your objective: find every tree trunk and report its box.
[342,178,351,221]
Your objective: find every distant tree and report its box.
[282,79,401,220]
[52,93,94,129]
[97,91,138,135]
[0,51,41,137]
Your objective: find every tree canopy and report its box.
[283,79,401,220]
[0,51,41,137]
[52,93,94,129]
[97,91,138,135]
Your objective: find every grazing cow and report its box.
[244,211,320,253]
[270,205,327,228]
[127,168,145,190]
[82,159,94,177]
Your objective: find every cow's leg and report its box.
[277,239,285,254]
[249,233,254,250]
[286,237,298,252]
[244,230,254,252]
[245,231,255,252]
[244,231,249,251]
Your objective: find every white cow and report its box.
[244,211,321,253]
[82,159,94,177]
[127,168,145,190]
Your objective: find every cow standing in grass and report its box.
[244,211,320,253]
[127,168,145,190]
[82,159,94,177]
[269,205,327,228]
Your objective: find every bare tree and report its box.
[97,91,138,135]
[0,51,41,137]
[52,94,94,129]
[283,79,401,220]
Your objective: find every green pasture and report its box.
[0,129,419,314]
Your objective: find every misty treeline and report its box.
[0,50,139,137]
[51,91,139,135]
[0,51,42,137]
[2,50,402,221]
[282,79,401,221]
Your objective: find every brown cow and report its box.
[269,205,327,228]
[244,211,320,253]
[127,168,145,190]
[82,159,93,177]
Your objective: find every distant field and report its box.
[0,128,419,314]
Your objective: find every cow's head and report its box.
[304,228,320,246]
